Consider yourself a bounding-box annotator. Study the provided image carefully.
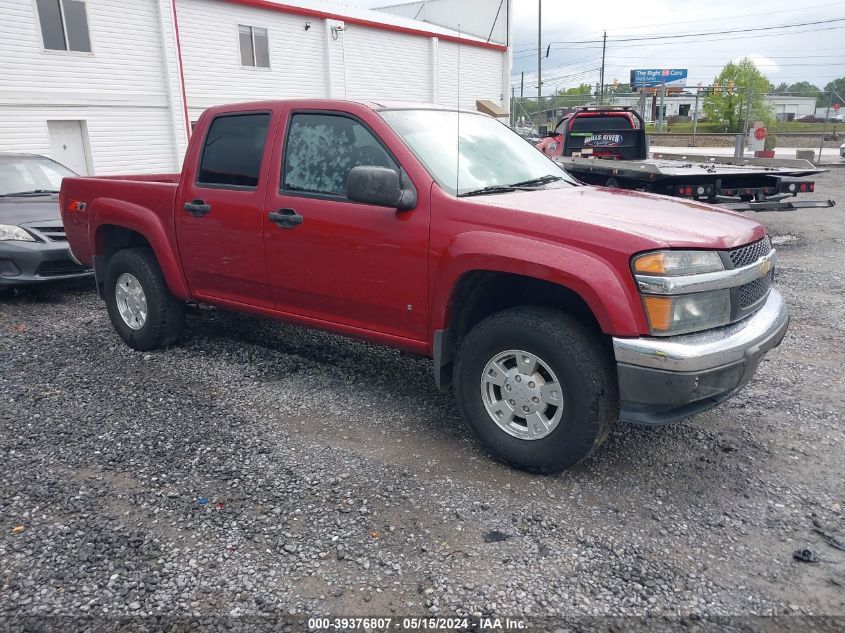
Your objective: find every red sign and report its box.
[754,127,767,140]
[834,103,841,112]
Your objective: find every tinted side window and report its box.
[198,113,270,189]
[283,114,397,196]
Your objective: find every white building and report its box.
[603,93,818,122]
[0,0,511,175]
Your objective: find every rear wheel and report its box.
[453,307,618,474]
[104,247,184,351]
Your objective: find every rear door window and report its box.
[197,113,270,189]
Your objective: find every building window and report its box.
[238,25,270,68]
[197,113,271,189]
[35,0,92,52]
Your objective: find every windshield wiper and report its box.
[0,189,59,197]
[507,175,565,188]
[458,185,518,197]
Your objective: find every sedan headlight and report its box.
[633,250,729,335]
[0,224,35,242]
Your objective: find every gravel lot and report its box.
[1,172,843,629]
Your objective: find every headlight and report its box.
[633,250,724,275]
[0,224,35,242]
[642,290,731,335]
[634,250,729,335]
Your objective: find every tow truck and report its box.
[536,107,835,212]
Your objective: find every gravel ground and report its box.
[1,172,843,630]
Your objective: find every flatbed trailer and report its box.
[538,107,835,212]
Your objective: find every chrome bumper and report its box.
[612,289,789,425]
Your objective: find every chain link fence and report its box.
[509,88,843,160]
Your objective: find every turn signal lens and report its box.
[633,253,666,274]
[633,250,724,276]
[642,296,673,331]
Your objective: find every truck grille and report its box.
[31,225,67,242]
[738,272,773,308]
[729,235,772,268]
[36,259,90,277]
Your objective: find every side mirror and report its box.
[346,166,416,211]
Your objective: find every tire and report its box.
[104,247,184,351]
[453,307,618,474]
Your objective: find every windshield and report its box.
[379,109,577,196]
[0,155,76,196]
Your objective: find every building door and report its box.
[47,120,91,175]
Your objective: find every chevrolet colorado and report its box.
[60,100,789,473]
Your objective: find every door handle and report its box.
[184,199,212,217]
[268,208,303,229]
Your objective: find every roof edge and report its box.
[220,0,508,51]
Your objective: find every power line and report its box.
[544,17,845,45]
[510,0,845,51]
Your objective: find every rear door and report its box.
[176,110,276,307]
[262,109,430,341]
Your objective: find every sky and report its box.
[329,0,845,96]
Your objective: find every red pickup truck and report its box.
[60,99,789,473]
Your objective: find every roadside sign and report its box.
[629,69,688,89]
[754,128,767,140]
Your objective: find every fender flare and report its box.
[88,197,190,300]
[431,231,647,337]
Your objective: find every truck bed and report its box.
[60,174,180,267]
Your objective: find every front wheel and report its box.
[104,247,185,351]
[453,307,618,474]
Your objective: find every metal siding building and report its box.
[0,0,510,175]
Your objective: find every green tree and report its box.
[821,77,845,108]
[786,81,820,97]
[554,83,593,107]
[772,82,789,93]
[703,58,773,132]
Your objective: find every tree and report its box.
[822,77,845,108]
[772,82,789,94]
[554,83,593,107]
[703,58,773,132]
[786,81,820,97]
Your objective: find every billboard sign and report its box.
[630,69,688,89]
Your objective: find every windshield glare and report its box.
[379,109,575,195]
[0,155,76,196]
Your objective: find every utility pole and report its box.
[692,88,699,147]
[739,87,753,155]
[598,31,607,105]
[537,0,542,130]
[818,88,832,165]
[657,82,666,132]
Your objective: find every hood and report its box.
[477,185,765,250]
[0,195,62,227]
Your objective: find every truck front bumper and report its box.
[612,289,789,425]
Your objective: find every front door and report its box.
[175,110,275,308]
[263,110,430,341]
[47,120,91,175]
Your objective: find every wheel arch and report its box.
[89,199,190,300]
[430,234,646,390]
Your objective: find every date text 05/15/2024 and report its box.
[307,616,527,630]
